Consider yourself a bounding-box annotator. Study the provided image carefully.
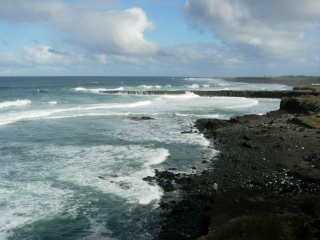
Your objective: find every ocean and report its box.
[0,76,291,240]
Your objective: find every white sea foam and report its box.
[115,113,215,147]
[74,87,124,94]
[184,77,230,86]
[224,97,259,109]
[184,77,291,91]
[188,84,200,89]
[139,85,162,90]
[174,113,226,119]
[0,110,58,126]
[160,92,200,100]
[48,101,58,105]
[40,145,169,205]
[0,99,31,109]
[0,181,72,239]
[184,77,224,82]
[46,112,129,120]
[0,101,152,126]
[181,96,259,110]
[67,101,152,111]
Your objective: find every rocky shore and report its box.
[101,89,320,99]
[149,89,320,240]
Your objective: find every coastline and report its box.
[150,86,320,239]
[101,89,319,99]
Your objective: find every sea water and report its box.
[0,77,291,240]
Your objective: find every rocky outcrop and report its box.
[280,96,320,114]
[292,115,320,129]
[195,119,230,135]
[155,95,320,240]
[101,90,320,99]
[129,116,155,121]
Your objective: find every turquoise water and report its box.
[0,77,290,240]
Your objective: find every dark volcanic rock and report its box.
[280,96,320,114]
[103,89,320,99]
[200,215,313,240]
[129,116,155,121]
[195,119,230,134]
[156,95,320,240]
[292,114,320,129]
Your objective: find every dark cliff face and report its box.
[280,96,320,114]
[155,95,320,240]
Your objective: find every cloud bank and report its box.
[0,0,319,76]
[185,0,320,60]
[0,0,157,57]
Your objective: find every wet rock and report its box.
[118,181,131,190]
[153,170,180,192]
[243,135,251,141]
[129,116,155,121]
[143,176,156,183]
[202,215,313,240]
[109,174,119,178]
[304,153,320,164]
[181,130,194,134]
[241,141,254,149]
[213,183,219,191]
[195,119,230,133]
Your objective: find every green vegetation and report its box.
[295,114,320,129]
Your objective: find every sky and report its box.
[0,0,319,76]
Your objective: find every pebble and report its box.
[213,183,219,191]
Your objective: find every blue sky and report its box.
[0,0,319,76]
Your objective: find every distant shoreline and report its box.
[225,76,320,87]
[101,89,320,99]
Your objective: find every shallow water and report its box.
[0,77,290,240]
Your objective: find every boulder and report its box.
[195,119,230,133]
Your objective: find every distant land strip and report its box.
[101,90,320,99]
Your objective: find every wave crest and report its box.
[0,99,31,109]
[139,85,162,90]
[73,87,124,94]
[0,100,152,126]
[161,92,200,100]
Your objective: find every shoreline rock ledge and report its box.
[153,94,320,240]
[102,89,320,99]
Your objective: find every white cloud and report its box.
[0,45,85,69]
[0,0,158,56]
[0,0,319,76]
[23,45,75,65]
[185,0,320,59]
[161,43,243,65]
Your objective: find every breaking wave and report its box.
[160,92,200,100]
[0,100,31,109]
[73,87,125,94]
[0,101,152,126]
